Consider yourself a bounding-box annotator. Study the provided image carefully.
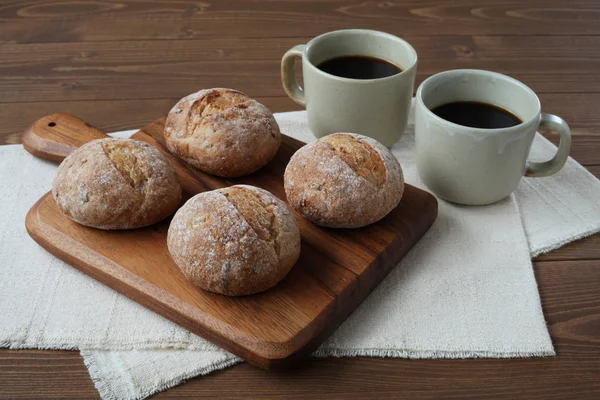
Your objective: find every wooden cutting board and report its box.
[23,113,438,369]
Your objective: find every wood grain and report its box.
[1,53,599,104]
[2,36,599,64]
[2,0,600,398]
[23,113,437,369]
[1,35,600,145]
[0,35,599,110]
[22,113,108,162]
[535,234,600,261]
[2,0,600,44]
[0,97,302,145]
[542,132,600,166]
[1,93,599,146]
[0,258,598,399]
[5,96,600,167]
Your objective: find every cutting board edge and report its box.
[25,189,437,369]
[22,113,439,369]
[24,193,301,368]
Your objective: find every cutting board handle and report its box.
[23,113,110,163]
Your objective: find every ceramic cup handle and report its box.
[281,45,306,107]
[525,113,572,177]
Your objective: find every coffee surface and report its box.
[317,55,402,80]
[430,101,522,129]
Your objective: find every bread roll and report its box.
[53,138,181,230]
[284,133,404,228]
[168,185,300,296]
[164,88,281,177]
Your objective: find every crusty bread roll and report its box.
[284,133,404,228]
[53,138,181,230]
[164,88,281,178]
[167,185,300,296]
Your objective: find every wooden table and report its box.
[1,1,599,399]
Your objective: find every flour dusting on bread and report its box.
[284,133,404,228]
[165,88,281,178]
[167,185,300,296]
[53,138,181,230]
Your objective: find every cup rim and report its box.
[303,29,418,84]
[416,69,541,133]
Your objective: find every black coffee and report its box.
[317,55,402,80]
[431,101,522,129]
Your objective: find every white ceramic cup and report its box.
[281,29,417,147]
[415,69,571,206]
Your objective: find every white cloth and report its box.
[2,107,600,400]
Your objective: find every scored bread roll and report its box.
[164,88,281,177]
[284,133,404,228]
[167,185,300,296]
[53,138,181,230]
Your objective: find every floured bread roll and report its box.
[53,138,181,230]
[167,185,300,296]
[164,88,281,177]
[284,133,404,228]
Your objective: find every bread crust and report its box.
[167,185,300,296]
[52,138,182,230]
[164,88,281,177]
[284,133,404,228]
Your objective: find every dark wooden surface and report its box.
[1,0,599,398]
[22,113,437,369]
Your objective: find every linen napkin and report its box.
[2,105,600,400]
